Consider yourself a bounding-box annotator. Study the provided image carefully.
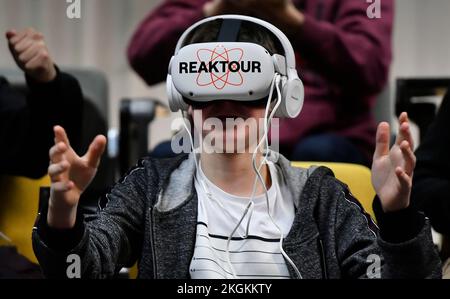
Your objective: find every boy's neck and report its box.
[199,152,271,197]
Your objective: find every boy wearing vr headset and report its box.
[33,16,441,279]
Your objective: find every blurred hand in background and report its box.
[6,28,57,83]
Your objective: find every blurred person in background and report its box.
[0,28,83,278]
[411,89,450,278]
[0,28,83,179]
[127,0,393,166]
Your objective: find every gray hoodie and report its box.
[32,152,442,279]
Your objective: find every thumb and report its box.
[373,122,390,160]
[84,135,107,168]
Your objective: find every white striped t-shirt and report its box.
[190,162,295,279]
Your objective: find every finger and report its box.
[52,181,75,193]
[9,28,34,45]
[84,135,107,168]
[48,161,70,182]
[373,122,390,159]
[395,113,414,148]
[54,126,70,146]
[395,166,412,190]
[18,42,42,63]
[49,142,67,164]
[5,30,17,40]
[399,112,408,125]
[8,30,27,45]
[24,50,49,70]
[49,142,67,157]
[401,118,414,149]
[15,31,43,53]
[400,140,416,176]
[14,36,35,53]
[395,121,414,148]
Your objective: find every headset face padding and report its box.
[167,15,304,118]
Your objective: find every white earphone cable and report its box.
[261,77,303,279]
[182,73,301,279]
[223,73,278,278]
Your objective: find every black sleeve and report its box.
[0,68,83,178]
[411,88,450,235]
[372,196,424,243]
[332,180,441,278]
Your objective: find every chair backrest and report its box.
[291,162,376,220]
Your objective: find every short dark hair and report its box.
[184,19,283,55]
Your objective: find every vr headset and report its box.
[166,15,304,119]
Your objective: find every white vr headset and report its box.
[166,15,304,118]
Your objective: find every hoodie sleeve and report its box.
[332,179,442,279]
[32,159,152,279]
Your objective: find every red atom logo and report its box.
[196,46,244,90]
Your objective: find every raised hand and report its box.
[371,113,416,212]
[6,28,57,83]
[47,126,106,229]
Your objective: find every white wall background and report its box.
[392,0,450,78]
[1,0,449,149]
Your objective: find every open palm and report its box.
[49,126,106,207]
[371,113,416,212]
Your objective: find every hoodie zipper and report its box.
[318,239,328,279]
[149,207,157,279]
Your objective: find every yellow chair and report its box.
[291,162,376,220]
[0,175,50,263]
[0,175,143,278]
